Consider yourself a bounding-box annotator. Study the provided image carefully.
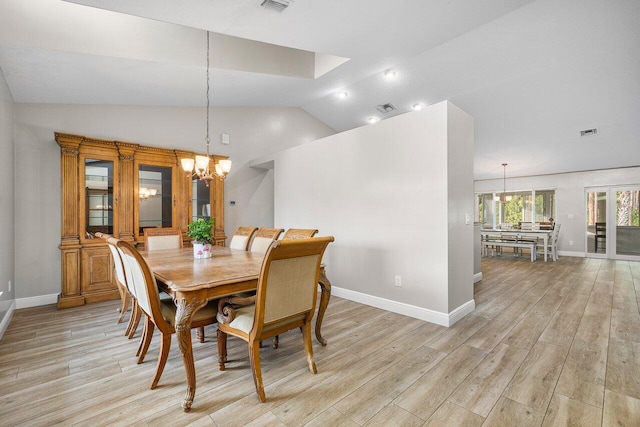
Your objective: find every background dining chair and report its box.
[249,227,284,254]
[216,236,334,402]
[536,223,561,261]
[595,222,606,252]
[144,226,208,342]
[144,227,183,251]
[96,232,130,324]
[282,228,318,239]
[229,226,258,251]
[116,239,218,389]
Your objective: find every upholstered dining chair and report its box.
[115,239,218,389]
[282,228,319,239]
[96,232,130,325]
[249,227,284,254]
[216,236,334,402]
[104,237,144,343]
[229,226,258,251]
[143,226,208,343]
[144,227,183,251]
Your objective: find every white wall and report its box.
[0,66,15,337]
[274,101,475,326]
[13,104,335,300]
[474,166,640,255]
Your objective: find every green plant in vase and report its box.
[187,217,214,258]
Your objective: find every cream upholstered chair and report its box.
[144,227,183,251]
[105,237,145,345]
[216,236,334,402]
[115,239,218,389]
[96,232,131,325]
[249,228,284,254]
[144,226,209,342]
[229,226,258,251]
[282,228,318,239]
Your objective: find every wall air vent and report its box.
[376,103,396,113]
[260,0,293,12]
[580,128,598,136]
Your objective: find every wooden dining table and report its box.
[140,245,332,411]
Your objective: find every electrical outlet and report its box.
[569,240,574,246]
[8,280,11,292]
[395,275,402,287]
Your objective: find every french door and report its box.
[586,186,640,260]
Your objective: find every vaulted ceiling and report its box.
[1,0,638,179]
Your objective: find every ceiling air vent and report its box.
[580,128,598,136]
[376,103,396,113]
[260,0,293,12]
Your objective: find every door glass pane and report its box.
[85,159,113,237]
[192,178,211,222]
[586,191,607,254]
[616,189,640,256]
[139,165,172,234]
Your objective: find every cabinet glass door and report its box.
[85,159,113,236]
[191,178,211,222]
[138,165,173,234]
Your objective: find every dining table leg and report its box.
[316,270,332,346]
[174,295,208,412]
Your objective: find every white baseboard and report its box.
[557,250,585,258]
[331,286,475,327]
[0,300,16,341]
[473,272,483,283]
[15,293,59,309]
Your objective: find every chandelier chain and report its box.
[206,31,210,155]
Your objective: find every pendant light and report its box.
[495,163,512,203]
[181,31,231,186]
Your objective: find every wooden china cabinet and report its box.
[56,132,228,309]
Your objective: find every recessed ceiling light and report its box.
[337,90,348,99]
[384,69,397,79]
[412,103,424,111]
[367,116,380,124]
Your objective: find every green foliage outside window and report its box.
[502,195,524,225]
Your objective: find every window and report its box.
[476,189,555,228]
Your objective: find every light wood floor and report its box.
[1,256,640,426]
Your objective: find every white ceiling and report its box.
[1,0,638,179]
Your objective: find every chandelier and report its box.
[181,31,232,186]
[138,187,157,200]
[495,162,512,203]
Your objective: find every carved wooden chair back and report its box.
[217,236,333,402]
[249,227,284,254]
[144,227,183,251]
[229,226,258,251]
[282,228,319,240]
